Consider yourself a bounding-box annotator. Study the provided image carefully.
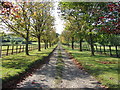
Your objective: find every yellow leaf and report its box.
[33,12,36,16]
[3,16,8,19]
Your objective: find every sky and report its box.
[52,1,65,34]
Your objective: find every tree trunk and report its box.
[47,40,48,48]
[72,37,74,50]
[25,38,29,55]
[49,42,51,47]
[79,39,83,51]
[44,41,46,49]
[38,36,41,51]
[0,37,2,58]
[89,33,95,56]
[25,28,29,55]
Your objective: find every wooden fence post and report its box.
[100,46,102,53]
[23,45,24,52]
[33,45,34,50]
[86,44,88,51]
[19,45,21,53]
[29,45,30,51]
[95,45,98,52]
[28,45,29,51]
[6,45,9,56]
[28,45,30,51]
[32,45,33,50]
[31,45,33,50]
[109,45,112,56]
[103,45,106,54]
[36,45,37,49]
[11,45,14,54]
[30,45,32,51]
[87,44,88,51]
[0,46,2,57]
[30,45,31,50]
[34,45,35,50]
[16,45,18,53]
[31,45,32,50]
[36,45,38,49]
[115,45,118,57]
[32,45,34,50]
[31,45,32,51]
[88,44,89,51]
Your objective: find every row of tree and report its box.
[60,2,120,56]
[0,1,59,55]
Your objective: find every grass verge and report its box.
[1,45,57,85]
[62,45,119,88]
[55,47,64,86]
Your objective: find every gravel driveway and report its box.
[16,45,103,89]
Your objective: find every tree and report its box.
[30,2,54,51]
[0,2,33,55]
[49,29,58,47]
[98,2,120,34]
[60,30,71,45]
[60,2,112,56]
[0,1,56,54]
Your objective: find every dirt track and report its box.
[17,44,103,89]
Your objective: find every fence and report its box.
[74,43,120,58]
[1,44,40,57]
[93,45,120,57]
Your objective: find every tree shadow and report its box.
[17,79,50,89]
[30,50,102,89]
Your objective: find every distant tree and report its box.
[30,2,54,51]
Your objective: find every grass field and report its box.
[62,45,119,88]
[1,45,56,82]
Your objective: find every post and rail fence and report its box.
[1,44,42,57]
[80,44,120,58]
[64,43,120,58]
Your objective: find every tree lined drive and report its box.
[0,1,58,55]
[60,2,120,56]
[0,1,119,89]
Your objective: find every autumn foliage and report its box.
[0,1,20,18]
[99,3,120,34]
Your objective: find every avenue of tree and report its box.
[60,2,120,56]
[0,1,59,55]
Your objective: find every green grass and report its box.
[62,45,119,88]
[1,45,56,82]
[55,48,64,85]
